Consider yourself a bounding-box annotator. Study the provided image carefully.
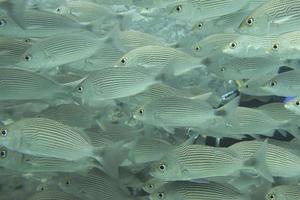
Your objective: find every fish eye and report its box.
[269,80,277,87]
[157,192,165,199]
[77,86,83,92]
[56,7,61,13]
[65,180,71,185]
[229,42,237,49]
[0,150,7,158]
[158,163,167,172]
[246,17,254,26]
[138,108,144,115]
[24,38,31,43]
[296,101,300,106]
[221,67,225,72]
[147,184,154,189]
[194,46,201,51]
[0,19,7,27]
[245,84,249,88]
[1,130,7,137]
[24,54,32,61]
[267,193,276,200]
[197,22,203,29]
[272,43,279,50]
[120,57,127,65]
[175,5,182,12]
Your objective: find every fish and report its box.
[166,0,251,22]
[132,95,237,131]
[210,56,281,80]
[0,68,68,101]
[192,33,240,58]
[16,32,102,70]
[266,185,300,200]
[239,0,300,35]
[114,45,205,76]
[58,169,132,200]
[73,67,157,106]
[0,146,98,173]
[0,118,99,162]
[261,70,300,97]
[150,141,272,181]
[267,30,300,60]
[229,140,300,178]
[150,181,251,200]
[222,34,275,58]
[0,9,91,38]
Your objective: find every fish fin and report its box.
[96,142,129,178]
[283,126,300,139]
[214,96,240,117]
[243,140,274,183]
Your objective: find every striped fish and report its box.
[17,32,101,70]
[239,0,300,35]
[115,45,204,76]
[151,181,251,200]
[73,67,157,105]
[166,0,251,22]
[0,146,98,173]
[150,142,271,181]
[268,30,300,60]
[229,140,300,178]
[222,34,275,58]
[58,169,132,200]
[0,118,99,162]
[0,68,67,101]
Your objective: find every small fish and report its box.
[0,68,68,101]
[150,141,271,181]
[267,30,300,60]
[239,0,300,35]
[222,34,275,58]
[0,9,91,37]
[0,146,98,173]
[73,67,157,106]
[150,181,251,200]
[192,33,240,58]
[58,169,132,200]
[230,140,300,178]
[166,0,251,22]
[261,70,300,97]
[115,45,204,76]
[211,56,281,80]
[266,185,300,200]
[133,95,237,131]
[17,32,102,70]
[0,118,99,162]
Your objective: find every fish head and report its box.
[284,97,300,115]
[222,39,245,56]
[114,55,130,67]
[167,2,198,22]
[0,146,9,166]
[54,5,71,16]
[142,178,165,193]
[150,184,181,200]
[72,80,87,104]
[238,13,268,35]
[149,155,183,181]
[261,78,281,94]
[17,47,47,70]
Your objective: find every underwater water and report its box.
[1,0,300,199]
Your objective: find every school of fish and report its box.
[1,0,300,199]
